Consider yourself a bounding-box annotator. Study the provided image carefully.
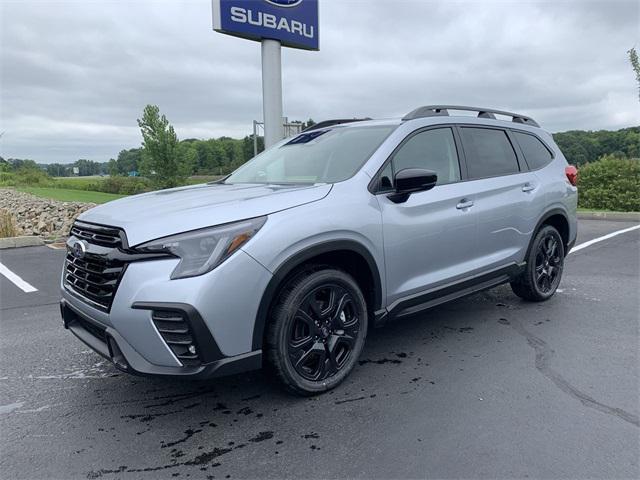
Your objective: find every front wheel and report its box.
[511,225,565,302]
[266,268,368,396]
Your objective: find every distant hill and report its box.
[553,126,639,166]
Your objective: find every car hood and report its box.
[78,182,332,246]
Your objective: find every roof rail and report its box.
[302,118,372,132]
[402,105,540,127]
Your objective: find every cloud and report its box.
[1,0,638,163]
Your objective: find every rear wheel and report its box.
[266,268,368,396]
[511,225,565,302]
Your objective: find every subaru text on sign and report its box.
[212,0,319,50]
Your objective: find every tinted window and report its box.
[461,127,519,179]
[391,128,461,185]
[513,131,553,170]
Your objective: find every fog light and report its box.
[188,345,196,355]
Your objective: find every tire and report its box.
[511,225,565,302]
[266,267,368,396]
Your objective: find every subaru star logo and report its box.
[72,240,87,259]
[265,0,302,7]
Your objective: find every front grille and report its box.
[65,254,125,311]
[70,222,123,247]
[64,222,126,312]
[151,310,202,367]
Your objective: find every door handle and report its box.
[456,199,474,210]
[522,183,536,192]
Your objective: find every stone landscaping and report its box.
[0,189,95,240]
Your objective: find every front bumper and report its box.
[60,299,262,378]
[61,249,272,378]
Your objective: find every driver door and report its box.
[374,127,479,306]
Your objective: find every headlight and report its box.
[137,216,266,279]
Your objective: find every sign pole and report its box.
[261,39,284,148]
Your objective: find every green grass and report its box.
[577,207,639,213]
[17,187,125,204]
[51,176,101,185]
[51,175,222,187]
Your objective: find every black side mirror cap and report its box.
[387,168,438,203]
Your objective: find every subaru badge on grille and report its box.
[72,240,87,259]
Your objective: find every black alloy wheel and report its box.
[511,225,565,301]
[288,284,360,381]
[266,268,368,395]
[534,233,562,294]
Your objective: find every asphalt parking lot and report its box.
[1,219,638,480]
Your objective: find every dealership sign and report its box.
[212,0,319,50]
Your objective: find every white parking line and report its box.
[0,262,38,293]
[570,224,640,255]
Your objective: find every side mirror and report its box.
[387,168,438,203]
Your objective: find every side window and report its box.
[513,131,553,170]
[391,128,461,185]
[460,127,519,179]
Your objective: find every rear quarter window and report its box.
[512,131,553,170]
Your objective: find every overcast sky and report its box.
[1,0,639,164]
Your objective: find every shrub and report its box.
[13,167,51,186]
[52,176,152,195]
[96,176,152,195]
[0,171,15,186]
[578,156,640,211]
[0,209,17,238]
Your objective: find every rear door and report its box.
[457,126,543,270]
[374,126,479,305]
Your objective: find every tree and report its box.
[73,159,101,176]
[137,105,189,188]
[8,158,38,170]
[115,148,142,175]
[107,159,118,177]
[553,127,640,166]
[629,47,640,102]
[46,163,69,177]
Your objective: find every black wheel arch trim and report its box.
[527,207,572,259]
[251,239,383,351]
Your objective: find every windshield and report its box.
[225,125,396,184]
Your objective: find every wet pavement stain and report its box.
[248,431,274,443]
[240,394,261,401]
[161,429,203,449]
[86,430,276,477]
[183,447,233,466]
[334,394,376,405]
[121,410,182,422]
[358,358,402,365]
[444,326,474,333]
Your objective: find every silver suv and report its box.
[60,105,578,395]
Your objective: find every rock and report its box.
[0,189,97,239]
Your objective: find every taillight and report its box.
[565,165,578,186]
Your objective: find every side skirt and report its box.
[375,263,525,325]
